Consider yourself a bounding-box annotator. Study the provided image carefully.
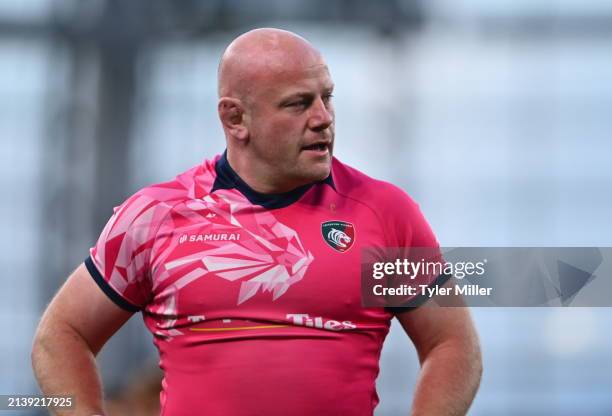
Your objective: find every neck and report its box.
[226,149,305,194]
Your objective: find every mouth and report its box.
[301,142,331,153]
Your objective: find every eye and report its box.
[285,97,312,110]
[287,100,306,107]
[322,93,334,105]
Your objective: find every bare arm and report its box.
[32,263,134,416]
[396,286,482,416]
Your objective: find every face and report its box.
[245,59,335,191]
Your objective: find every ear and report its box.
[218,97,249,141]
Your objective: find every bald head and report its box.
[218,28,325,100]
[216,28,335,194]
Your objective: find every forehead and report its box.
[257,63,333,98]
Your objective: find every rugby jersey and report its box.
[86,152,442,416]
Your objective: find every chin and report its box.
[292,158,332,185]
[305,164,331,182]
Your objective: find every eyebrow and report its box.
[279,85,335,104]
[280,93,311,105]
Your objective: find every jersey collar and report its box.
[211,150,335,209]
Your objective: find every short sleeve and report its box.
[380,184,451,310]
[385,186,439,248]
[86,191,166,312]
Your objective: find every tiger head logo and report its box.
[321,221,355,253]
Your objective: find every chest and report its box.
[147,197,386,323]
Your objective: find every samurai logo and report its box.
[321,221,355,253]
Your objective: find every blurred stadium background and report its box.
[1,0,611,415]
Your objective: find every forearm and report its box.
[411,340,482,416]
[32,324,105,416]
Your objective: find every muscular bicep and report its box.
[36,263,134,355]
[395,283,478,363]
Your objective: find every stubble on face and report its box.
[219,28,335,193]
[250,64,335,186]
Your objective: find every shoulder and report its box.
[330,158,437,246]
[108,157,219,231]
[139,157,217,204]
[331,157,419,214]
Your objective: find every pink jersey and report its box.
[87,153,442,416]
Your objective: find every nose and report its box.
[308,96,333,131]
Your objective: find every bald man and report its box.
[32,28,481,416]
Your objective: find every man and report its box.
[32,28,481,415]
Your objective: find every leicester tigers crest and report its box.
[321,221,355,253]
